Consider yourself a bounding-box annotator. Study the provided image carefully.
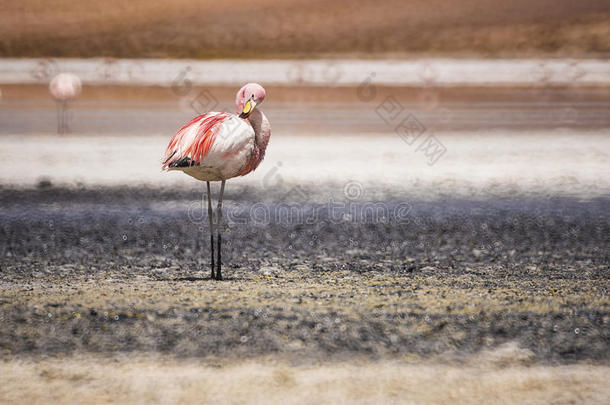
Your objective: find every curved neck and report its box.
[247,108,271,155]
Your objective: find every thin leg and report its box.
[56,102,62,134]
[216,180,226,280]
[206,181,215,279]
[62,101,67,134]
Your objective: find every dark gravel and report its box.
[0,185,608,363]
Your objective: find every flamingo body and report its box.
[49,73,81,101]
[162,83,270,280]
[163,112,257,181]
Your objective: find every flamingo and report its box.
[49,73,82,134]
[162,83,270,280]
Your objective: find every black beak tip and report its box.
[238,112,247,118]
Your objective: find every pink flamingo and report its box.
[162,83,270,280]
[49,73,82,134]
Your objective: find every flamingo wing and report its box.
[163,112,255,180]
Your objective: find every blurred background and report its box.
[0,0,609,193]
[2,0,609,58]
[1,1,609,403]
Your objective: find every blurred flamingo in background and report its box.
[49,73,82,134]
[163,83,271,280]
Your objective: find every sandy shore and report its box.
[2,355,609,404]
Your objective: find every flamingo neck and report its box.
[247,108,271,158]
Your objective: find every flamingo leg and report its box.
[215,180,226,280]
[62,101,67,134]
[206,181,215,279]
[56,102,62,134]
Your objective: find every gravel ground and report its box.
[1,185,608,363]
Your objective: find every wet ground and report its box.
[1,186,608,363]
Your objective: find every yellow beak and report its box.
[239,100,256,118]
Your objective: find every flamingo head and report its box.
[236,83,266,118]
